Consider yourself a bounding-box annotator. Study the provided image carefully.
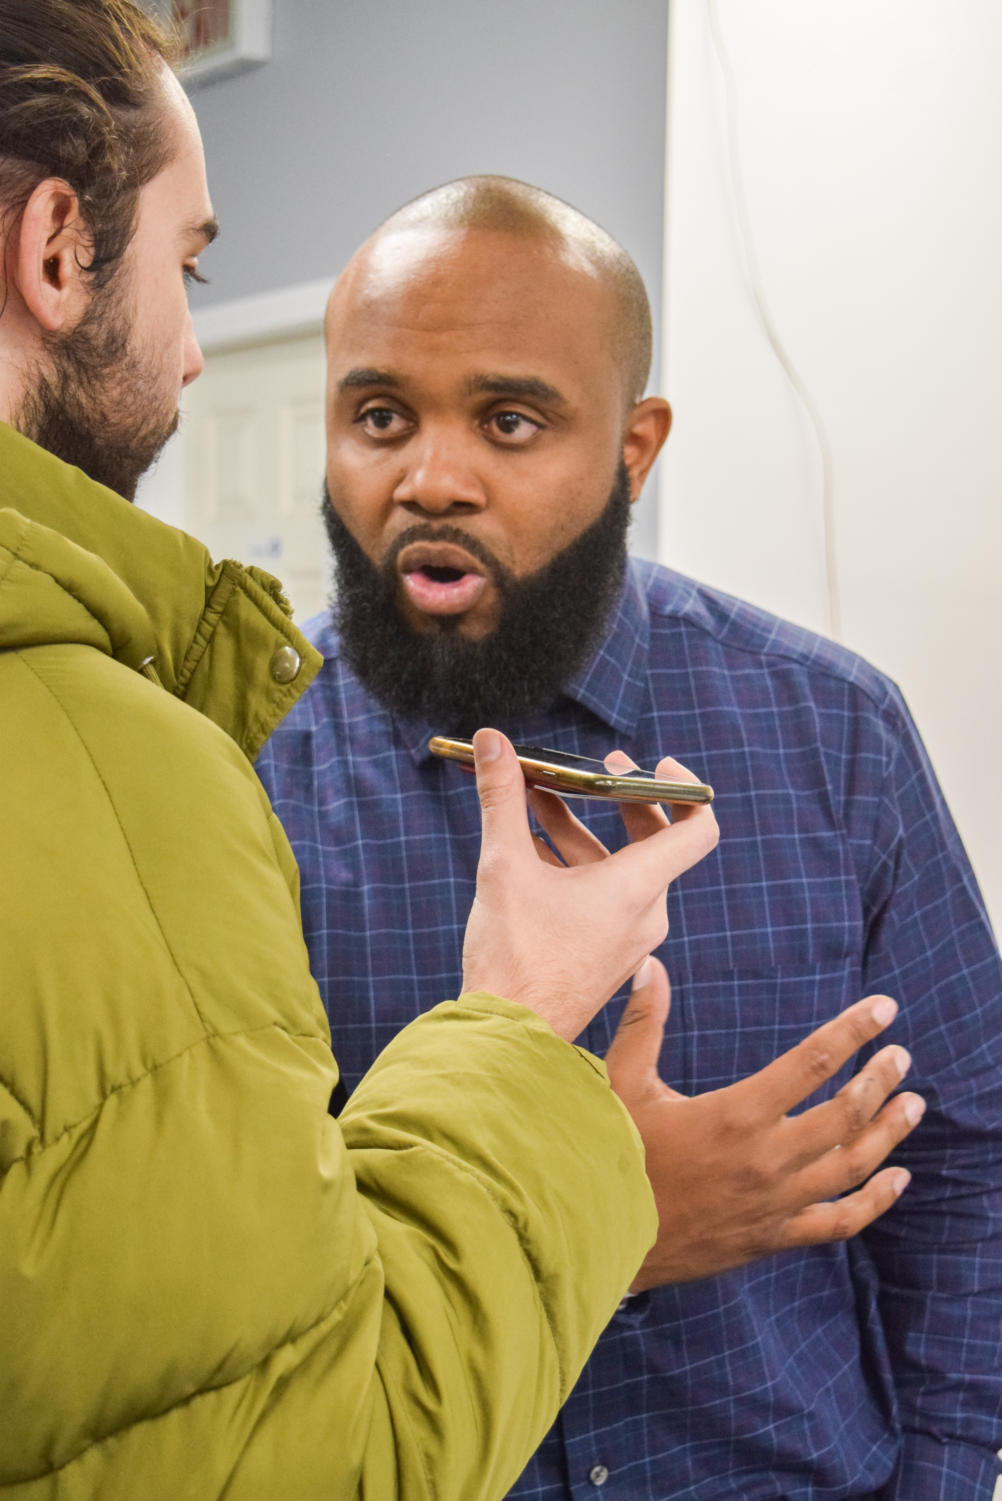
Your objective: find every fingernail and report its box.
[871,997,898,1027]
[894,1047,912,1079]
[605,749,636,772]
[474,729,501,764]
[904,1096,926,1126]
[633,957,653,990]
[892,1168,911,1196]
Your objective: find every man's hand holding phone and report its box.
[460,729,718,1043]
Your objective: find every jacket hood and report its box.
[0,422,321,757]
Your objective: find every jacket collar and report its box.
[0,423,321,759]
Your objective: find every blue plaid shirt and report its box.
[257,559,1002,1500]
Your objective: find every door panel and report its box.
[181,332,330,623]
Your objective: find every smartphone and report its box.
[428,736,714,806]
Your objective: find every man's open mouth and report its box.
[396,541,489,615]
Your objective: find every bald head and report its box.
[333,175,653,405]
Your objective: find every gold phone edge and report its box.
[429,737,713,806]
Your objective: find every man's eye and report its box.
[183,264,209,287]
[357,407,407,437]
[489,411,541,442]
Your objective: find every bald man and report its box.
[257,178,1002,1499]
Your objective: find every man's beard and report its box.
[323,463,631,733]
[17,271,178,503]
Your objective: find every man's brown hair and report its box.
[0,0,179,288]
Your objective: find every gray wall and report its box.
[186,0,668,555]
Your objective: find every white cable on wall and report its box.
[705,0,842,641]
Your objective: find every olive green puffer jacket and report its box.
[0,423,655,1500]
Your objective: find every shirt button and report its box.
[270,644,301,684]
[588,1464,610,1486]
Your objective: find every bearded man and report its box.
[256,177,1002,1500]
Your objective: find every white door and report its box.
[179,331,330,625]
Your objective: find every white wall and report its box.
[662,0,1002,932]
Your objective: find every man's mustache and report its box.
[383,522,507,588]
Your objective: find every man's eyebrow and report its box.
[467,373,567,406]
[335,369,568,406]
[338,368,401,392]
[186,216,220,248]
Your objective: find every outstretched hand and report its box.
[607,958,925,1289]
[461,730,718,1041]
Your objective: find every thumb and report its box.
[472,728,535,860]
[606,956,671,1093]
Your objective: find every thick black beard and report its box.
[17,271,178,503]
[323,463,631,733]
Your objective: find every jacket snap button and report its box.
[270,644,301,685]
[588,1464,610,1486]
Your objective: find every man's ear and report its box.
[622,397,673,501]
[10,178,93,334]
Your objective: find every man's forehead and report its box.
[151,67,214,207]
[357,224,458,288]
[332,224,607,322]
[326,225,616,380]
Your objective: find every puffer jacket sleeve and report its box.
[0,643,655,1501]
[342,993,651,1501]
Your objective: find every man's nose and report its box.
[391,434,486,515]
[181,311,204,388]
